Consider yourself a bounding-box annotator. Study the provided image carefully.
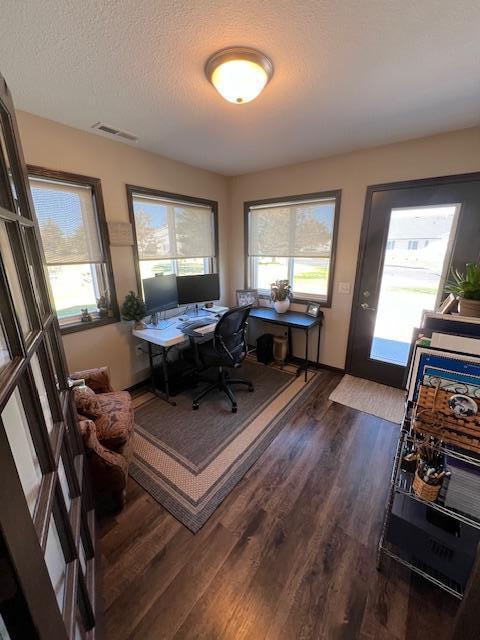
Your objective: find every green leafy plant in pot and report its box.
[121,291,147,329]
[446,263,480,318]
[270,279,293,314]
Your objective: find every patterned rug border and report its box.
[133,367,297,474]
[129,368,324,532]
[131,370,318,508]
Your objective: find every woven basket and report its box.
[412,471,441,502]
[412,384,480,454]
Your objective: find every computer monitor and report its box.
[176,273,220,305]
[142,274,178,314]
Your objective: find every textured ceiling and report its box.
[1,1,479,175]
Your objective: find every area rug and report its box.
[130,361,320,532]
[328,374,405,424]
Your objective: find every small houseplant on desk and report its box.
[121,291,147,329]
[270,279,293,313]
[446,262,480,318]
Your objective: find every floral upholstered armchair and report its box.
[70,367,134,511]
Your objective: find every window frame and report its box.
[126,184,219,295]
[27,166,119,335]
[244,190,341,308]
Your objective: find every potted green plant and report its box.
[446,263,480,318]
[270,279,293,313]
[121,291,147,329]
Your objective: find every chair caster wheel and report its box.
[231,406,238,414]
[193,403,199,411]
[248,385,254,392]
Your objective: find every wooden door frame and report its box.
[346,172,480,382]
[0,73,95,638]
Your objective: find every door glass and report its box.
[0,220,30,334]
[2,387,42,515]
[0,320,10,372]
[45,514,67,611]
[30,352,55,434]
[22,226,46,319]
[0,614,11,640]
[58,454,71,513]
[0,116,20,214]
[79,537,87,575]
[370,205,459,366]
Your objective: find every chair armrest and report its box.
[78,417,128,493]
[70,366,114,394]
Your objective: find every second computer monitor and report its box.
[177,273,220,305]
[143,274,178,314]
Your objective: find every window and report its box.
[386,240,395,250]
[28,168,118,331]
[408,240,419,250]
[127,186,218,291]
[245,191,340,305]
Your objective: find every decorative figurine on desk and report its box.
[121,291,147,330]
[270,279,292,313]
[148,311,159,326]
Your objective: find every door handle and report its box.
[360,302,376,311]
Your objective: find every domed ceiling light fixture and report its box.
[205,47,274,104]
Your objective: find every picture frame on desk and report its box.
[236,288,259,307]
[436,293,458,314]
[306,302,321,318]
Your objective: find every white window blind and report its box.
[248,199,336,258]
[133,195,215,260]
[29,178,103,265]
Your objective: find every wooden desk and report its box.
[248,307,323,382]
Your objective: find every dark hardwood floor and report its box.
[97,370,458,639]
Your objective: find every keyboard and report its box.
[193,322,217,335]
[177,318,215,332]
[145,320,175,330]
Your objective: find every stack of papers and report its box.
[445,459,480,521]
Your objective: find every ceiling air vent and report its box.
[91,122,138,142]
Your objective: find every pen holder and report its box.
[412,471,441,502]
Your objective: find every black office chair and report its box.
[192,305,254,413]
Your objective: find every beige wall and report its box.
[17,109,480,383]
[17,110,229,390]
[229,127,480,369]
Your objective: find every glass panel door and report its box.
[0,220,31,335]
[0,70,96,639]
[370,205,459,366]
[2,388,42,515]
[347,175,480,388]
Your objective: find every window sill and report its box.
[59,315,119,335]
[257,293,331,308]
